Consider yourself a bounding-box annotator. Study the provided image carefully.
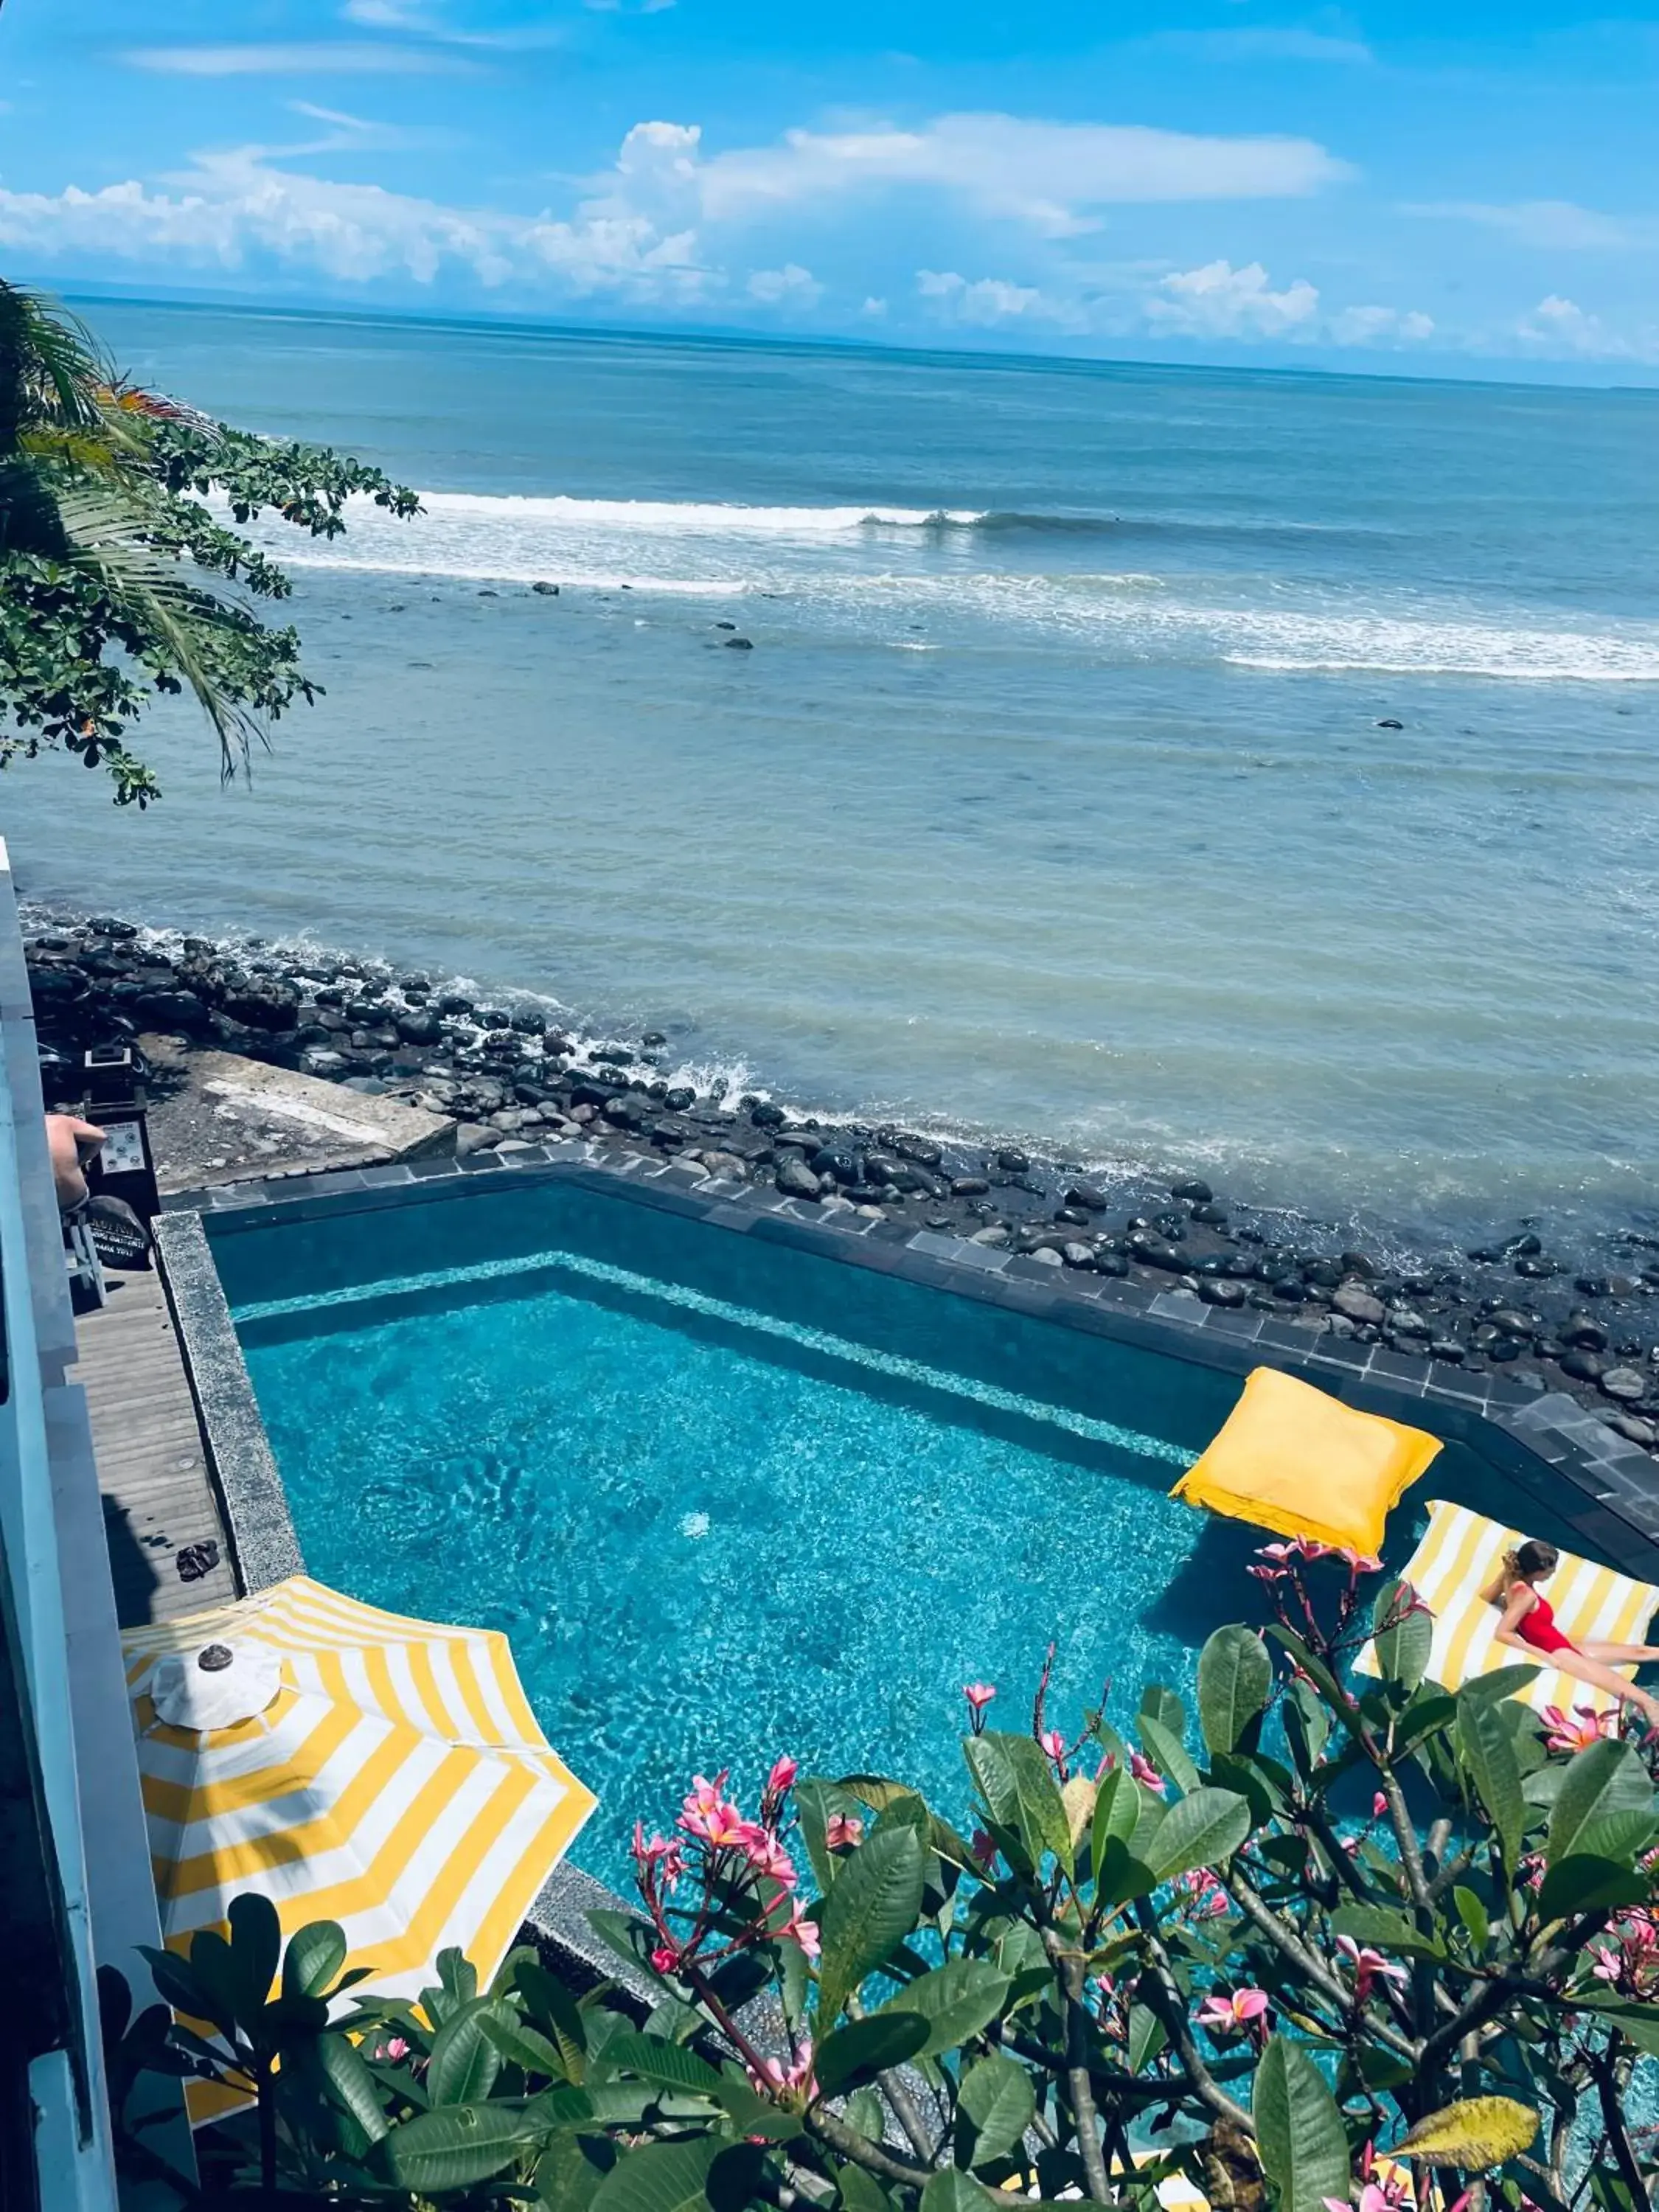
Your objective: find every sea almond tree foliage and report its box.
[105,1550,1659,2211]
[0,280,417,804]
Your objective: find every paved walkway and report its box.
[71,1261,236,1630]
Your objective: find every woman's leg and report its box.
[1578,1641,1659,1666]
[1545,1648,1659,1722]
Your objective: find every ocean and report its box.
[7,298,1659,1256]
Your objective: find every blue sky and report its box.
[3,0,1656,378]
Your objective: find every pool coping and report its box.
[162,1134,1659,1585]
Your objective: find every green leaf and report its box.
[1253,2035,1351,2212]
[964,1732,1072,1873]
[816,1821,928,2023]
[517,1960,588,2081]
[425,1998,509,2107]
[872,1960,1009,2059]
[1198,1625,1274,1755]
[477,2008,574,2083]
[1127,2003,1167,2073]
[1582,1999,1659,2057]
[921,2167,997,2212]
[379,2101,546,2193]
[815,2012,931,2097]
[796,1778,858,1893]
[1370,1579,1432,1692]
[838,2166,893,2212]
[282,1921,348,2003]
[1144,1786,1251,1886]
[955,2053,1035,2170]
[1535,1855,1650,1921]
[1090,1766,1138,1882]
[1546,1739,1657,1869]
[1452,1888,1490,1952]
[316,2032,390,2145]
[226,1893,282,2016]
[1329,1905,1447,1962]
[1457,1692,1525,1871]
[1461,1665,1542,1705]
[1140,1683,1188,1737]
[590,2135,725,2212]
[602,2030,727,2100]
[1137,1711,1202,1796]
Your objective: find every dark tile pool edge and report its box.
[153,1207,642,1994]
[165,1139,1659,1582]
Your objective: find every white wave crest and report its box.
[411,493,987,534]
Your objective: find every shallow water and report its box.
[8,302,1659,1251]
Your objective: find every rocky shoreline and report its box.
[24,907,1659,1461]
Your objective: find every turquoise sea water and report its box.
[10,302,1659,1252]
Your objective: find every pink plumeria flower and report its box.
[766,1754,799,1795]
[1197,1988,1270,2035]
[1340,1549,1383,1575]
[372,2035,410,2063]
[1129,1750,1167,1795]
[970,1828,999,1871]
[650,1942,681,1975]
[1324,2189,1400,2212]
[1543,1703,1615,1756]
[747,2040,816,2101]
[1040,1728,1067,1763]
[782,1910,820,1960]
[1335,1934,1410,2001]
[734,1823,797,1889]
[1593,1945,1622,1983]
[1371,1792,1388,1818]
[825,1813,864,1851]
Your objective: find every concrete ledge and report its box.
[154,1210,304,1595]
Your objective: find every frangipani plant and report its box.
[102,1544,1659,2212]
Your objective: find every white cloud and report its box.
[123,41,480,75]
[746,262,823,307]
[1150,28,1374,64]
[1514,294,1629,358]
[0,141,712,299]
[1144,259,1321,340]
[1330,302,1435,345]
[338,0,566,48]
[860,296,888,317]
[917,269,1053,325]
[1405,199,1658,251]
[697,113,1349,238]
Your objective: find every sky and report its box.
[1,0,1657,379]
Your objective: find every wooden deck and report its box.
[71,1261,237,1630]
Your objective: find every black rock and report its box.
[995,1148,1030,1175]
[723,636,754,650]
[1095,1251,1130,1278]
[641,1032,668,1048]
[1302,1259,1343,1288]
[532,581,560,595]
[1065,1181,1110,1211]
[568,1079,623,1109]
[593,1046,632,1065]
[751,1102,787,1128]
[1339,1251,1376,1278]
[396,1011,443,1046]
[1054,1206,1091,1228]
[1198,1276,1248,1307]
[1515,1255,1561,1279]
[1559,1348,1608,1383]
[1375,717,1404,730]
[810,1147,862,1186]
[714,620,737,630]
[895,1135,943,1168]
[664,1086,696,1112]
[509,1009,546,1034]
[133,988,209,1032]
[1127,1232,1185,1270]
[1191,1203,1228,1225]
[1489,1308,1535,1338]
[1573,1276,1610,1298]
[775,1158,821,1200]
[1501,1231,1543,1259]
[1561,1314,1609,1351]
[1270,1279,1307,1303]
[1170,1177,1213,1203]
[951,1177,990,1197]
[1429,1339,1466,1363]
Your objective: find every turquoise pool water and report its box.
[217,1179,1567,1896]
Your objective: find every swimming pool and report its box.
[210,1176,1582,1895]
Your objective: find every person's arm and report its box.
[1494,1584,1535,1650]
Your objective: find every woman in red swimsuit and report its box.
[1485,1539,1659,1728]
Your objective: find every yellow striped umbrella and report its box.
[121,1575,595,2116]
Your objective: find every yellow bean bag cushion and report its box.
[1354,1499,1659,1714]
[1171,1366,1441,1556]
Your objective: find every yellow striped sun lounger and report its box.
[1354,1498,1659,1714]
